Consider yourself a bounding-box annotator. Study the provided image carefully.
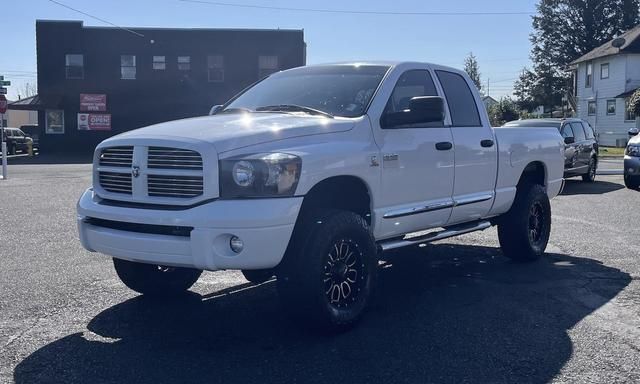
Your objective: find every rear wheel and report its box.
[113,258,202,296]
[582,157,597,182]
[498,184,551,262]
[624,174,640,190]
[277,210,378,331]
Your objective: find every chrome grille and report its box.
[98,171,132,194]
[147,175,203,198]
[99,146,133,167]
[148,147,203,170]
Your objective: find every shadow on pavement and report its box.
[561,179,624,195]
[14,244,630,384]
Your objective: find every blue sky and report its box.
[2,0,538,100]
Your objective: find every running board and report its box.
[378,220,492,252]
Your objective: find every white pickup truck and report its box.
[77,62,564,330]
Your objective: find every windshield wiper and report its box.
[218,107,253,114]
[255,104,334,118]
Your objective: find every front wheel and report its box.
[113,258,202,296]
[582,157,597,182]
[498,184,551,262]
[277,210,378,331]
[624,174,640,190]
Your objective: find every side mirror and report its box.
[564,137,575,145]
[382,96,445,129]
[209,105,223,116]
[629,128,639,137]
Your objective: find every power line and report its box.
[47,0,145,38]
[178,0,535,16]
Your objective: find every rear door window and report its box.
[581,122,595,139]
[435,70,481,127]
[570,122,586,142]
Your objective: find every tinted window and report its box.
[385,70,438,112]
[570,122,586,141]
[435,70,481,126]
[560,124,574,138]
[580,122,595,139]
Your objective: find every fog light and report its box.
[230,236,244,253]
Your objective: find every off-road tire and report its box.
[277,209,378,331]
[582,157,597,182]
[113,258,202,296]
[498,184,551,262]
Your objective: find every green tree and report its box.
[488,97,520,126]
[513,68,539,112]
[463,52,482,92]
[528,0,640,109]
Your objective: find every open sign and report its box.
[77,113,111,130]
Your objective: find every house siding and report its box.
[576,54,638,146]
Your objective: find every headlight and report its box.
[220,153,302,198]
[626,144,640,157]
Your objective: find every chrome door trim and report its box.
[453,193,494,207]
[383,200,454,219]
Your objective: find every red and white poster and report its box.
[80,94,107,111]
[77,113,111,131]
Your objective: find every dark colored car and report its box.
[504,118,598,182]
[1,127,32,155]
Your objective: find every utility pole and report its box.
[486,78,490,97]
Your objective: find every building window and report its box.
[207,55,224,82]
[600,63,609,79]
[178,56,191,71]
[121,55,136,79]
[606,99,616,115]
[626,98,637,121]
[65,54,84,79]
[258,55,279,78]
[585,62,592,88]
[588,101,596,116]
[45,110,65,134]
[153,56,166,70]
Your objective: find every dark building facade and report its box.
[27,20,305,152]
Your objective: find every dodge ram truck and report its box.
[77,62,565,330]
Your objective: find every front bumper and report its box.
[624,155,640,177]
[77,189,302,271]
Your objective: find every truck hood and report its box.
[108,113,355,153]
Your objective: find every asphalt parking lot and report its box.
[1,163,639,384]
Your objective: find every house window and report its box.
[626,98,637,121]
[606,100,616,115]
[153,56,166,70]
[585,62,592,88]
[258,55,279,78]
[45,110,65,134]
[121,55,136,79]
[601,63,609,79]
[588,101,596,115]
[178,56,191,71]
[65,54,84,79]
[207,55,224,82]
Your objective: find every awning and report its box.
[615,88,639,99]
[8,95,45,111]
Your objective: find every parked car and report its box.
[19,124,41,153]
[504,118,598,182]
[77,62,564,330]
[1,127,32,155]
[624,127,640,189]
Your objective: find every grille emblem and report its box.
[132,165,140,178]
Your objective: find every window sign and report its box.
[80,94,107,111]
[46,110,65,134]
[78,113,111,131]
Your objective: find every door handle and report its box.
[435,142,453,151]
[480,139,494,148]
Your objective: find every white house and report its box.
[481,95,498,110]
[571,24,640,147]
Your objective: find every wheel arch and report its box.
[517,161,547,190]
[298,175,373,224]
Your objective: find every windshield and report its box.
[225,65,390,118]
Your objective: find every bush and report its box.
[488,97,520,126]
[628,89,640,117]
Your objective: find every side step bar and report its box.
[378,220,492,252]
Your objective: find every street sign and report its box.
[0,95,7,114]
[0,88,6,95]
[0,81,10,86]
